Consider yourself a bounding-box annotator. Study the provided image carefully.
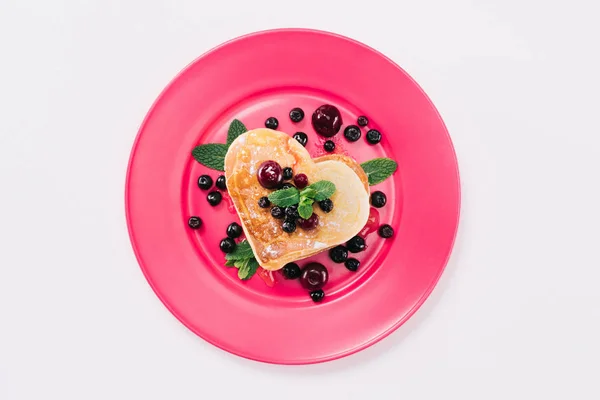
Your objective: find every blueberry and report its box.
[329,245,348,263]
[282,219,296,233]
[280,183,295,190]
[344,125,361,142]
[366,129,382,144]
[310,289,325,303]
[271,206,285,219]
[379,224,394,238]
[324,140,335,152]
[207,191,222,206]
[258,196,271,208]
[197,175,213,190]
[345,258,360,272]
[346,236,366,253]
[318,199,334,213]
[289,107,304,122]
[226,222,243,239]
[371,191,387,208]
[293,132,308,147]
[282,262,301,279]
[188,216,202,229]
[216,175,226,190]
[265,117,279,129]
[285,205,299,220]
[282,167,293,180]
[219,237,236,253]
[357,116,369,126]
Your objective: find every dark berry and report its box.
[219,237,236,253]
[280,183,295,190]
[285,205,299,220]
[371,191,387,208]
[344,125,361,142]
[265,117,279,129]
[257,160,283,189]
[197,175,213,190]
[282,167,293,180]
[329,245,348,263]
[297,213,319,230]
[293,173,308,189]
[258,196,271,208]
[357,116,369,126]
[379,224,394,238]
[345,258,360,272]
[282,262,301,279]
[188,216,202,229]
[226,222,243,239]
[324,140,335,152]
[318,199,334,213]
[300,263,328,290]
[366,129,382,144]
[271,206,285,219]
[293,132,308,147]
[346,235,366,253]
[289,107,304,122]
[282,219,296,233]
[310,289,325,303]
[207,191,222,206]
[312,104,342,137]
[215,175,226,190]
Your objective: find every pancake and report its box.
[224,128,370,270]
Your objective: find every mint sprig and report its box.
[268,180,336,219]
[224,240,254,261]
[224,239,259,280]
[191,144,228,171]
[297,197,314,219]
[227,119,247,145]
[192,119,247,171]
[268,187,300,207]
[360,158,397,186]
[307,181,336,202]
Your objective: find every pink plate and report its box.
[126,29,460,364]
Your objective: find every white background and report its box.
[1,0,599,399]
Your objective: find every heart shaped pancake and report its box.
[224,128,370,270]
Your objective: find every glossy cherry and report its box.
[257,160,283,189]
[300,263,329,290]
[312,104,342,137]
[297,213,319,230]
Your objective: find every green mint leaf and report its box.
[298,201,314,219]
[225,259,237,267]
[191,143,228,171]
[225,240,254,261]
[360,158,398,186]
[268,187,300,207]
[308,180,336,202]
[299,187,317,199]
[238,258,259,280]
[233,258,249,270]
[226,119,247,146]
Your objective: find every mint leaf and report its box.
[308,180,336,202]
[192,144,228,171]
[225,259,237,267]
[300,187,317,199]
[268,187,300,207]
[360,158,398,186]
[238,258,259,280]
[298,198,314,219]
[226,119,247,146]
[225,240,254,261]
